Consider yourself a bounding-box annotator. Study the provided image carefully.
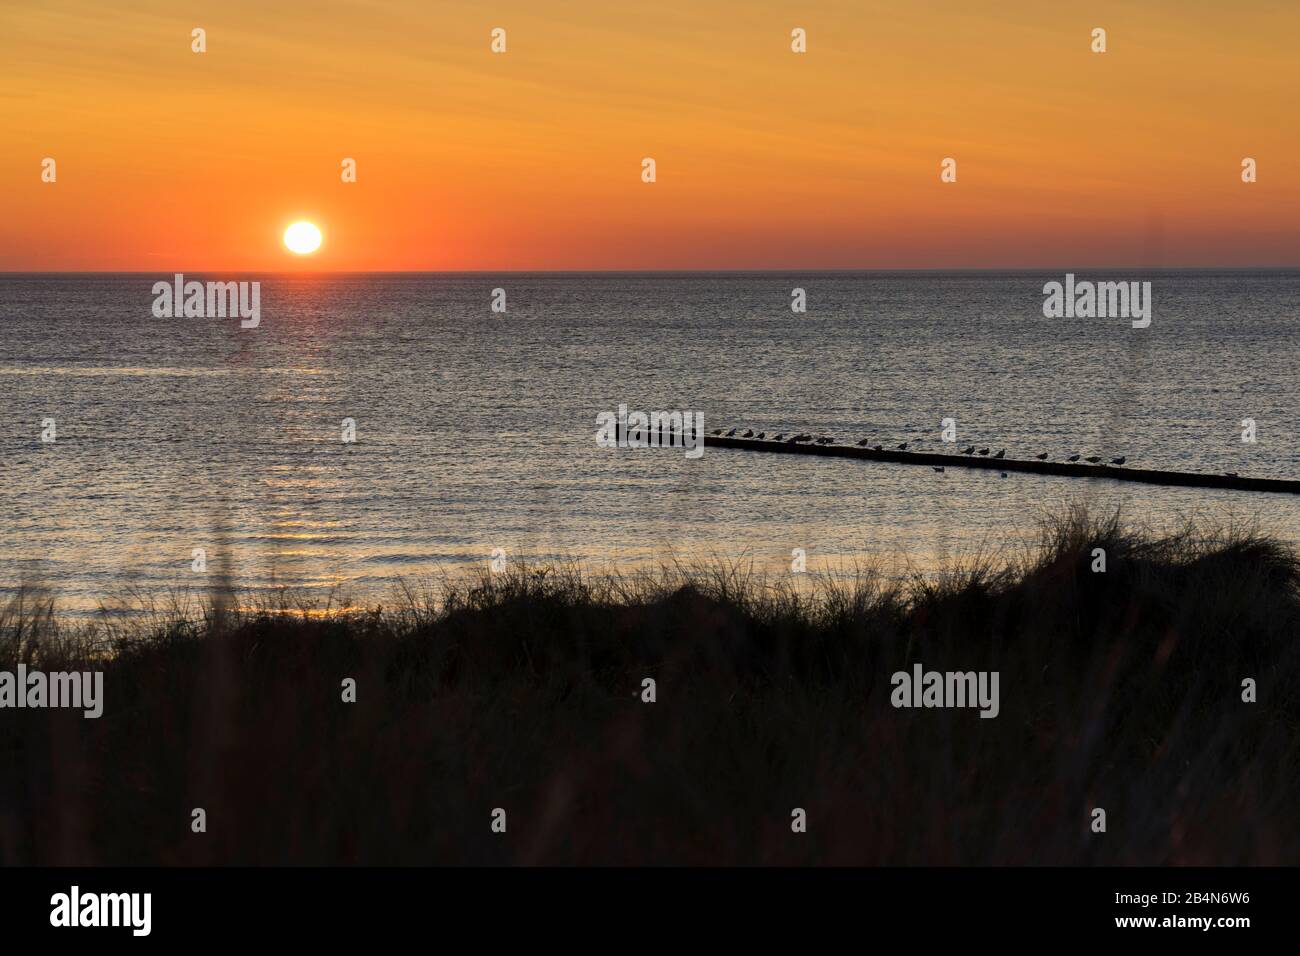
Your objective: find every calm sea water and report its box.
[2,271,1298,617]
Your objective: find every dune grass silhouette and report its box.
[2,506,1297,865]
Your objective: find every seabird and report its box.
[1035,452,1048,460]
[961,445,975,455]
[872,444,883,451]
[725,428,737,437]
[773,433,785,441]
[1000,471,1008,478]
[856,438,871,446]
[792,434,812,443]
[1085,456,1101,463]
[755,432,765,439]
[897,442,909,450]
[933,466,944,473]
[1067,454,1080,462]
[993,449,1005,459]
[978,448,990,456]
[815,436,834,445]
[710,429,722,436]
[742,430,754,438]
[1110,456,1126,465]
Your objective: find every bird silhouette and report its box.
[999,471,1008,478]
[725,428,737,437]
[933,466,945,473]
[873,444,883,451]
[742,429,754,438]
[1085,456,1101,463]
[993,449,1005,459]
[961,445,975,455]
[1035,452,1048,460]
[755,432,765,440]
[856,438,871,446]
[897,442,909,450]
[978,448,990,456]
[773,433,785,441]
[1067,454,1080,462]
[1110,456,1126,465]
[815,436,834,445]
[710,428,722,436]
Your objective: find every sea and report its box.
[2,270,1298,618]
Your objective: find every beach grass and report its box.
[2,505,1298,865]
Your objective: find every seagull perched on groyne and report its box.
[897,442,909,450]
[815,436,834,445]
[993,449,1005,459]
[933,466,945,473]
[856,438,871,446]
[1035,452,1048,460]
[1085,456,1101,463]
[978,448,990,456]
[1110,456,1126,465]
[772,433,784,441]
[961,445,975,455]
[1067,454,1080,462]
[725,428,737,437]
[742,429,754,438]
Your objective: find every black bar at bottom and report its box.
[0,866,1288,943]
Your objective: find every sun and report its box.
[283,221,322,255]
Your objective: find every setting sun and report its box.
[284,221,322,255]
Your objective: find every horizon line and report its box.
[4,265,1300,276]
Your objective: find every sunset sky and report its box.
[2,0,1297,271]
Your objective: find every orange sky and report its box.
[2,0,1297,270]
